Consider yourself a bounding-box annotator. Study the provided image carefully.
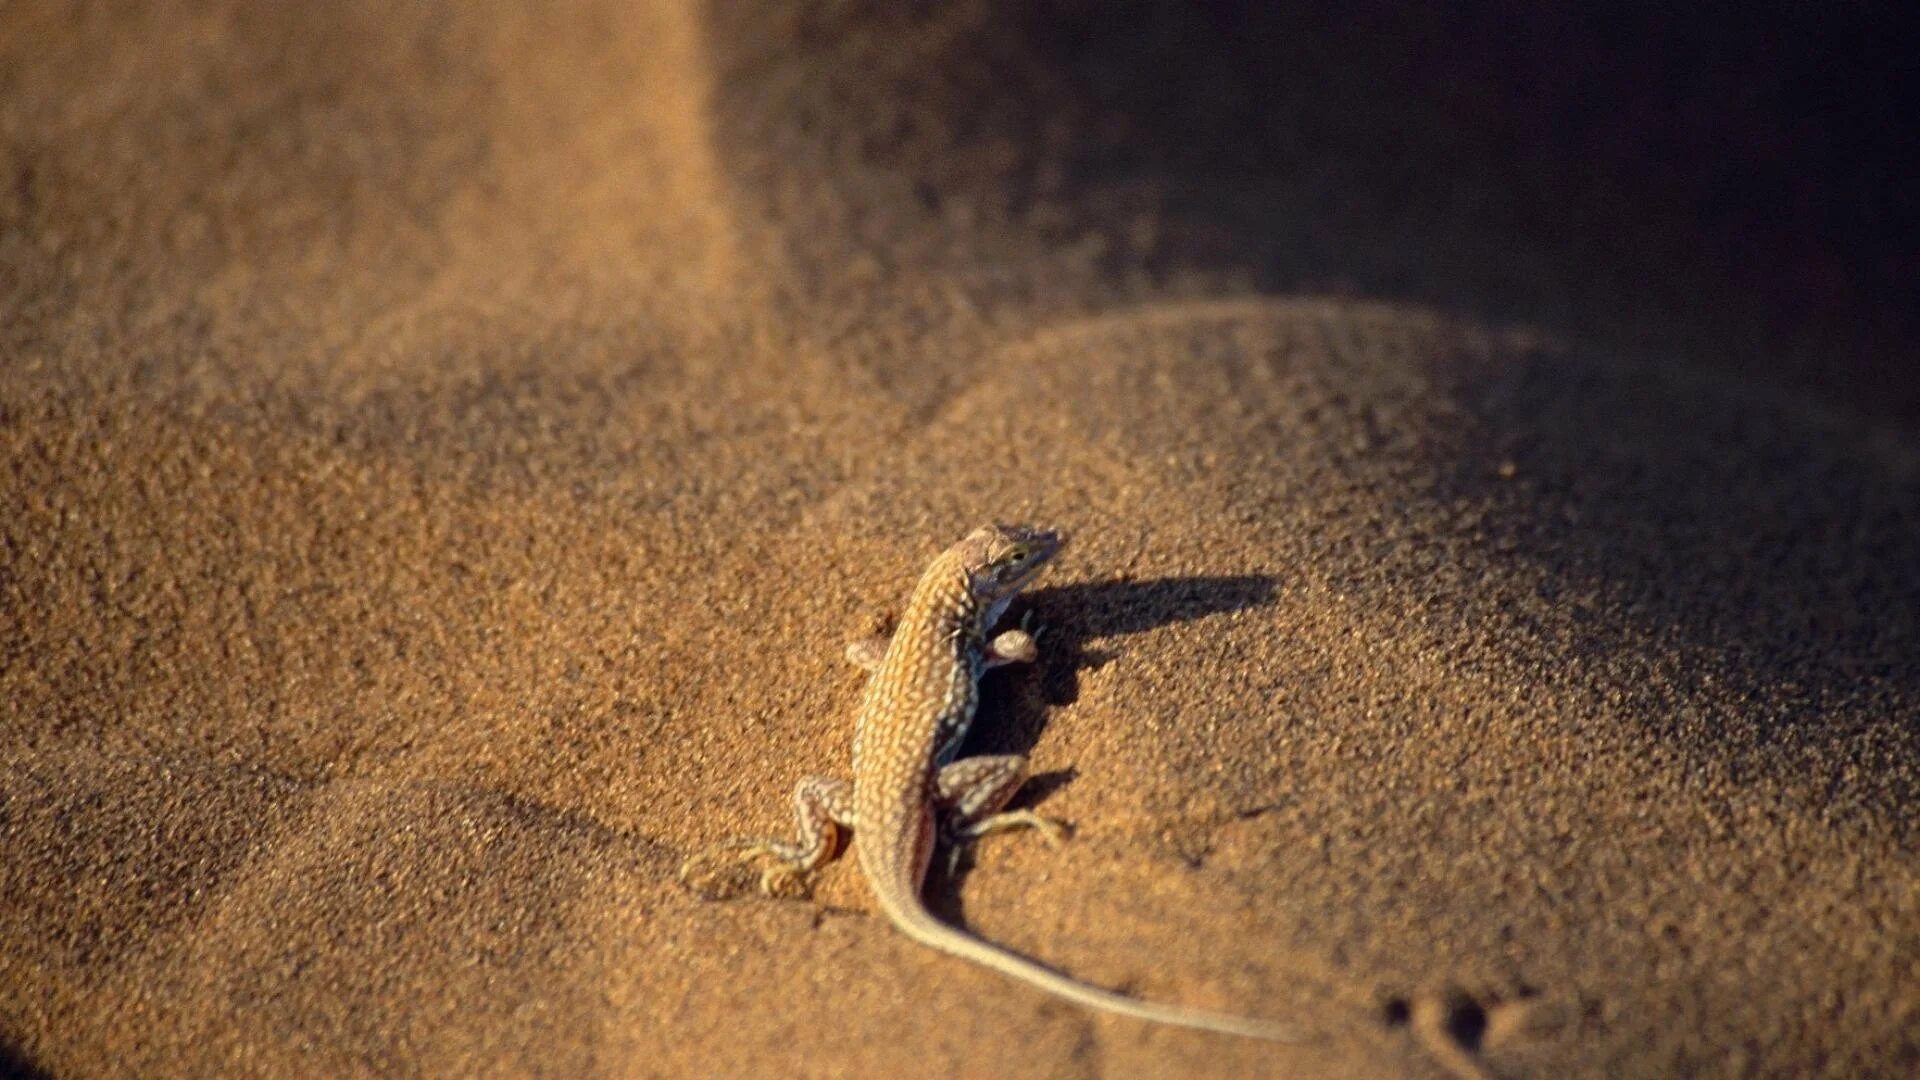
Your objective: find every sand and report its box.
[3,2,1916,1077]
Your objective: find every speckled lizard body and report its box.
[680,524,1303,1041]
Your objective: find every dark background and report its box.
[711,0,1919,421]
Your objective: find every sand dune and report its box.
[4,2,1915,1077]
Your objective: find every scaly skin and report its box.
[680,524,1304,1041]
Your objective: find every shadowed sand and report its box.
[3,2,1916,1077]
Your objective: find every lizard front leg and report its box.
[983,610,1045,670]
[845,635,890,672]
[854,612,1042,673]
[679,775,855,899]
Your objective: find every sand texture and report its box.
[3,3,1916,1077]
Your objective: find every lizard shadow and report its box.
[931,573,1279,910]
[0,1037,51,1080]
[970,572,1281,755]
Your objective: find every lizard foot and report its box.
[961,809,1072,848]
[679,840,814,901]
[678,847,757,900]
[941,810,1074,877]
[758,863,813,899]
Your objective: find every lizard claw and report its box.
[1036,815,1071,847]
[759,864,812,899]
[680,838,816,900]
[679,848,756,900]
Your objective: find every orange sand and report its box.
[3,3,1915,1077]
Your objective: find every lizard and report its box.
[678,523,1305,1042]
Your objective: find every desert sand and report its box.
[3,3,1915,1077]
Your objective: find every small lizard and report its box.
[679,524,1305,1041]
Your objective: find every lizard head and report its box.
[958,523,1065,602]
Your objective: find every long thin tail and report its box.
[873,888,1307,1042]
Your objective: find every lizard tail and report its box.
[872,889,1309,1042]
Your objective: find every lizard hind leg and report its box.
[678,775,854,899]
[935,754,1071,853]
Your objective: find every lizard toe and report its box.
[759,864,813,899]
[1024,815,1071,848]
